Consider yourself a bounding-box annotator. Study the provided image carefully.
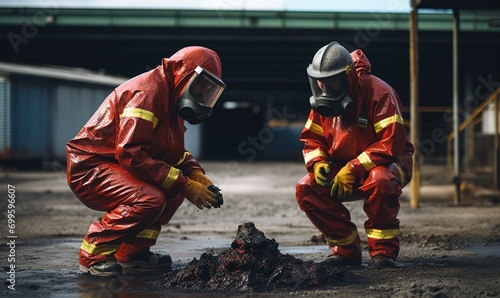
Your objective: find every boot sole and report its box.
[117,260,172,270]
[324,255,362,266]
[372,263,396,269]
[79,264,122,277]
[372,257,396,269]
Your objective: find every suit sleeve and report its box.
[174,151,204,177]
[300,109,331,173]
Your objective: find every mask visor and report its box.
[187,66,226,108]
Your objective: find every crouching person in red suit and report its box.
[67,46,226,276]
[296,41,414,268]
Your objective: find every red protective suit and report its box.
[66,46,222,267]
[296,49,414,261]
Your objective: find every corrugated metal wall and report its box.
[4,76,51,159]
[0,75,11,157]
[0,74,119,161]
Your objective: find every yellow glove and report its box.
[330,165,355,201]
[181,177,218,209]
[313,162,331,187]
[188,170,213,186]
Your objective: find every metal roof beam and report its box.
[0,8,499,32]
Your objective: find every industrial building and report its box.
[1,5,499,165]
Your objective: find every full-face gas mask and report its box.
[177,66,226,124]
[308,72,353,117]
[307,42,354,117]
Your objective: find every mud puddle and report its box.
[467,242,500,257]
[279,245,329,256]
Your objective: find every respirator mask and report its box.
[177,66,226,124]
[308,72,352,117]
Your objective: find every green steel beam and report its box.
[0,8,498,31]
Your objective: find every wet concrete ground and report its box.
[4,235,337,297]
[1,161,500,297]
[7,235,500,297]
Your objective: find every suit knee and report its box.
[296,174,314,208]
[135,187,167,219]
[363,166,402,196]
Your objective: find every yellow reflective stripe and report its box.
[136,228,160,240]
[325,230,359,246]
[374,114,404,133]
[357,152,376,171]
[304,149,327,165]
[366,228,399,240]
[120,107,159,128]
[161,167,180,190]
[174,151,191,167]
[80,240,119,256]
[305,118,324,136]
[393,163,405,185]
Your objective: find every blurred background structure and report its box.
[0,1,499,199]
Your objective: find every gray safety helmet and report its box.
[307,41,353,79]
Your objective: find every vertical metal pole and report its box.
[495,95,499,189]
[452,8,461,205]
[409,0,420,209]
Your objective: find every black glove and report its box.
[207,185,224,208]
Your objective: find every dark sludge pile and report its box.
[163,222,353,292]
